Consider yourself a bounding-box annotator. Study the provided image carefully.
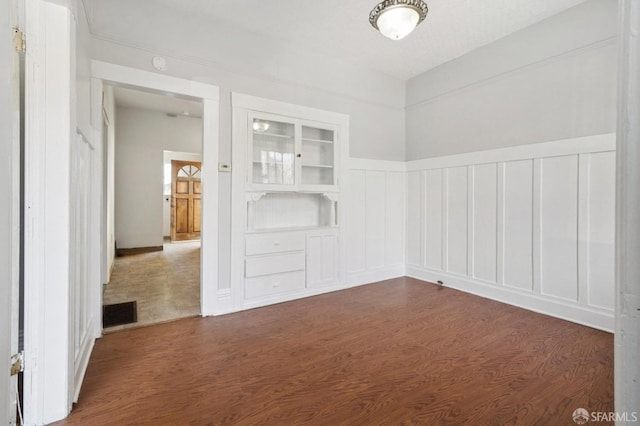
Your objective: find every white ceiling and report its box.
[113,86,203,118]
[85,0,588,80]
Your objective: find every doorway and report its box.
[171,160,202,242]
[101,84,205,331]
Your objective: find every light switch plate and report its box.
[218,162,231,172]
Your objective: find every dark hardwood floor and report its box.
[54,277,613,425]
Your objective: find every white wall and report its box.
[162,151,201,237]
[93,31,405,291]
[114,107,201,248]
[345,160,406,285]
[406,0,618,160]
[406,134,616,331]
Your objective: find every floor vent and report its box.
[103,301,138,328]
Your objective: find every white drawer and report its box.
[245,271,305,300]
[245,252,305,278]
[246,233,305,256]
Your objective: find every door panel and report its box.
[171,160,202,241]
[193,199,201,233]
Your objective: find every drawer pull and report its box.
[273,282,280,288]
[273,241,281,246]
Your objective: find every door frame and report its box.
[91,61,220,324]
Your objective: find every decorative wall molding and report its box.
[407,133,615,171]
[406,134,616,331]
[345,159,406,287]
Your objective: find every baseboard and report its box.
[406,266,614,332]
[211,268,406,316]
[347,265,405,287]
[115,245,163,257]
[211,288,234,316]
[73,325,95,403]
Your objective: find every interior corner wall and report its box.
[114,107,202,249]
[405,0,618,160]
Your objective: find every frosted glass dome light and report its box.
[370,0,428,40]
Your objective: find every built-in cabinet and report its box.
[249,113,338,192]
[231,94,349,311]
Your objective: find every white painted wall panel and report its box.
[405,135,616,331]
[407,171,423,266]
[385,172,405,266]
[587,151,615,310]
[472,164,498,283]
[540,155,579,301]
[346,170,366,273]
[446,167,468,275]
[424,169,443,270]
[503,160,534,291]
[365,171,386,270]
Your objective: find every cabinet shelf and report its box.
[302,138,333,144]
[253,131,294,139]
[302,164,333,169]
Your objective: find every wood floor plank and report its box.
[53,278,613,425]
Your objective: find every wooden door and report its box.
[171,161,202,242]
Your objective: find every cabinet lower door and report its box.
[306,230,339,288]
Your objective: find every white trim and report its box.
[407,267,614,332]
[89,62,220,320]
[92,60,219,101]
[615,0,640,414]
[407,133,616,171]
[347,266,406,287]
[349,158,406,172]
[232,92,348,127]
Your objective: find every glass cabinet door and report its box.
[301,125,335,186]
[251,118,296,186]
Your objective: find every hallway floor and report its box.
[103,240,200,332]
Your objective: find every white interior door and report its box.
[1,0,23,423]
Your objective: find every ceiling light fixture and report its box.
[369,0,428,40]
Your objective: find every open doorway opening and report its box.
[102,85,203,331]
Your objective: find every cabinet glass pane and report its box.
[301,126,334,186]
[252,119,295,185]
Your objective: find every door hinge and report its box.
[13,28,26,53]
[10,352,24,376]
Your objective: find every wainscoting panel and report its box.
[346,170,367,273]
[347,161,406,285]
[385,172,406,267]
[365,171,387,270]
[446,166,468,276]
[471,163,498,284]
[539,155,579,302]
[406,134,616,331]
[585,151,615,311]
[502,160,534,291]
[424,169,443,271]
[406,171,423,267]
